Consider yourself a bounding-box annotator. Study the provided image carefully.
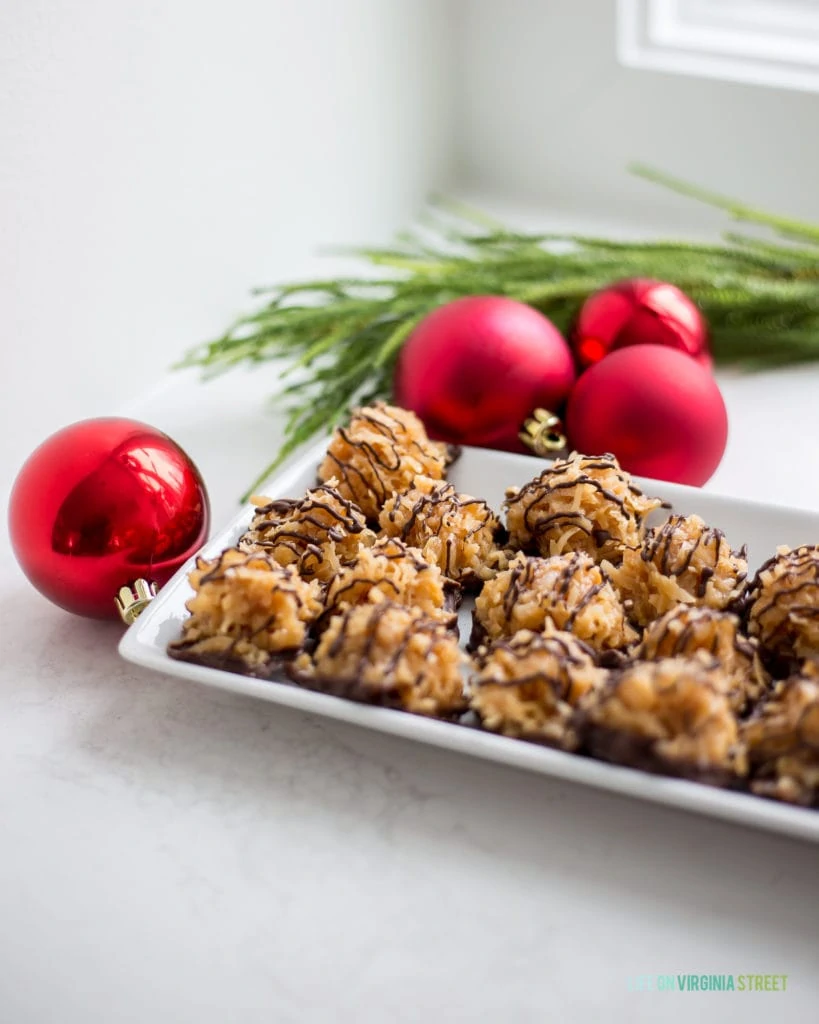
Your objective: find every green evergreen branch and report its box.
[179,167,819,496]
[628,164,819,246]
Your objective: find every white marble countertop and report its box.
[2,365,819,1024]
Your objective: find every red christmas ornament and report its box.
[9,418,210,619]
[571,278,711,370]
[394,295,575,452]
[565,346,727,486]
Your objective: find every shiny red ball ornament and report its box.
[394,295,575,452]
[571,278,711,370]
[9,418,210,619]
[565,345,727,486]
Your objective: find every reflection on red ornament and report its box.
[576,337,608,365]
[9,418,210,618]
[571,278,711,370]
[395,295,575,452]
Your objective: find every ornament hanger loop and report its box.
[115,579,159,625]
[519,408,567,458]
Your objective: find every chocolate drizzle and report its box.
[499,554,607,629]
[744,546,819,671]
[293,602,467,717]
[197,550,308,612]
[473,552,636,653]
[474,630,600,699]
[505,452,663,563]
[381,480,499,561]
[470,629,607,750]
[641,606,755,662]
[638,605,767,714]
[609,513,749,627]
[743,669,819,805]
[642,514,747,597]
[317,402,450,518]
[323,536,461,625]
[380,479,502,585]
[240,482,371,579]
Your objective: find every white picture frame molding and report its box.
[618,0,819,92]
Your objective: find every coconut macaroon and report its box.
[379,477,505,586]
[294,602,467,717]
[742,662,819,806]
[638,606,767,714]
[745,545,819,670]
[607,514,747,627]
[317,402,452,520]
[504,452,663,565]
[471,630,607,749]
[238,479,375,583]
[472,551,637,652]
[582,656,748,783]
[169,548,323,675]
[323,536,459,623]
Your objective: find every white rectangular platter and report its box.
[120,439,819,843]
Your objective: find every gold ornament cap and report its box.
[115,579,158,624]
[519,408,567,457]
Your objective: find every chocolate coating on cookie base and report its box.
[580,722,746,790]
[288,664,467,720]
[168,640,299,681]
[643,517,747,598]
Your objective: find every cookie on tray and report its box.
[505,452,663,564]
[742,661,819,806]
[638,605,768,714]
[293,602,467,717]
[379,477,505,587]
[581,655,748,785]
[169,548,323,676]
[607,514,747,627]
[323,536,459,624]
[745,545,819,671]
[239,479,375,583]
[472,551,638,653]
[317,402,453,520]
[471,629,607,750]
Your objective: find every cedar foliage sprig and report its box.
[179,165,819,498]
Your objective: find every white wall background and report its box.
[453,0,819,233]
[0,0,453,485]
[4,0,819,489]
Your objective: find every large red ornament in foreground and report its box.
[9,418,210,618]
[571,278,711,370]
[565,346,727,487]
[395,295,575,452]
